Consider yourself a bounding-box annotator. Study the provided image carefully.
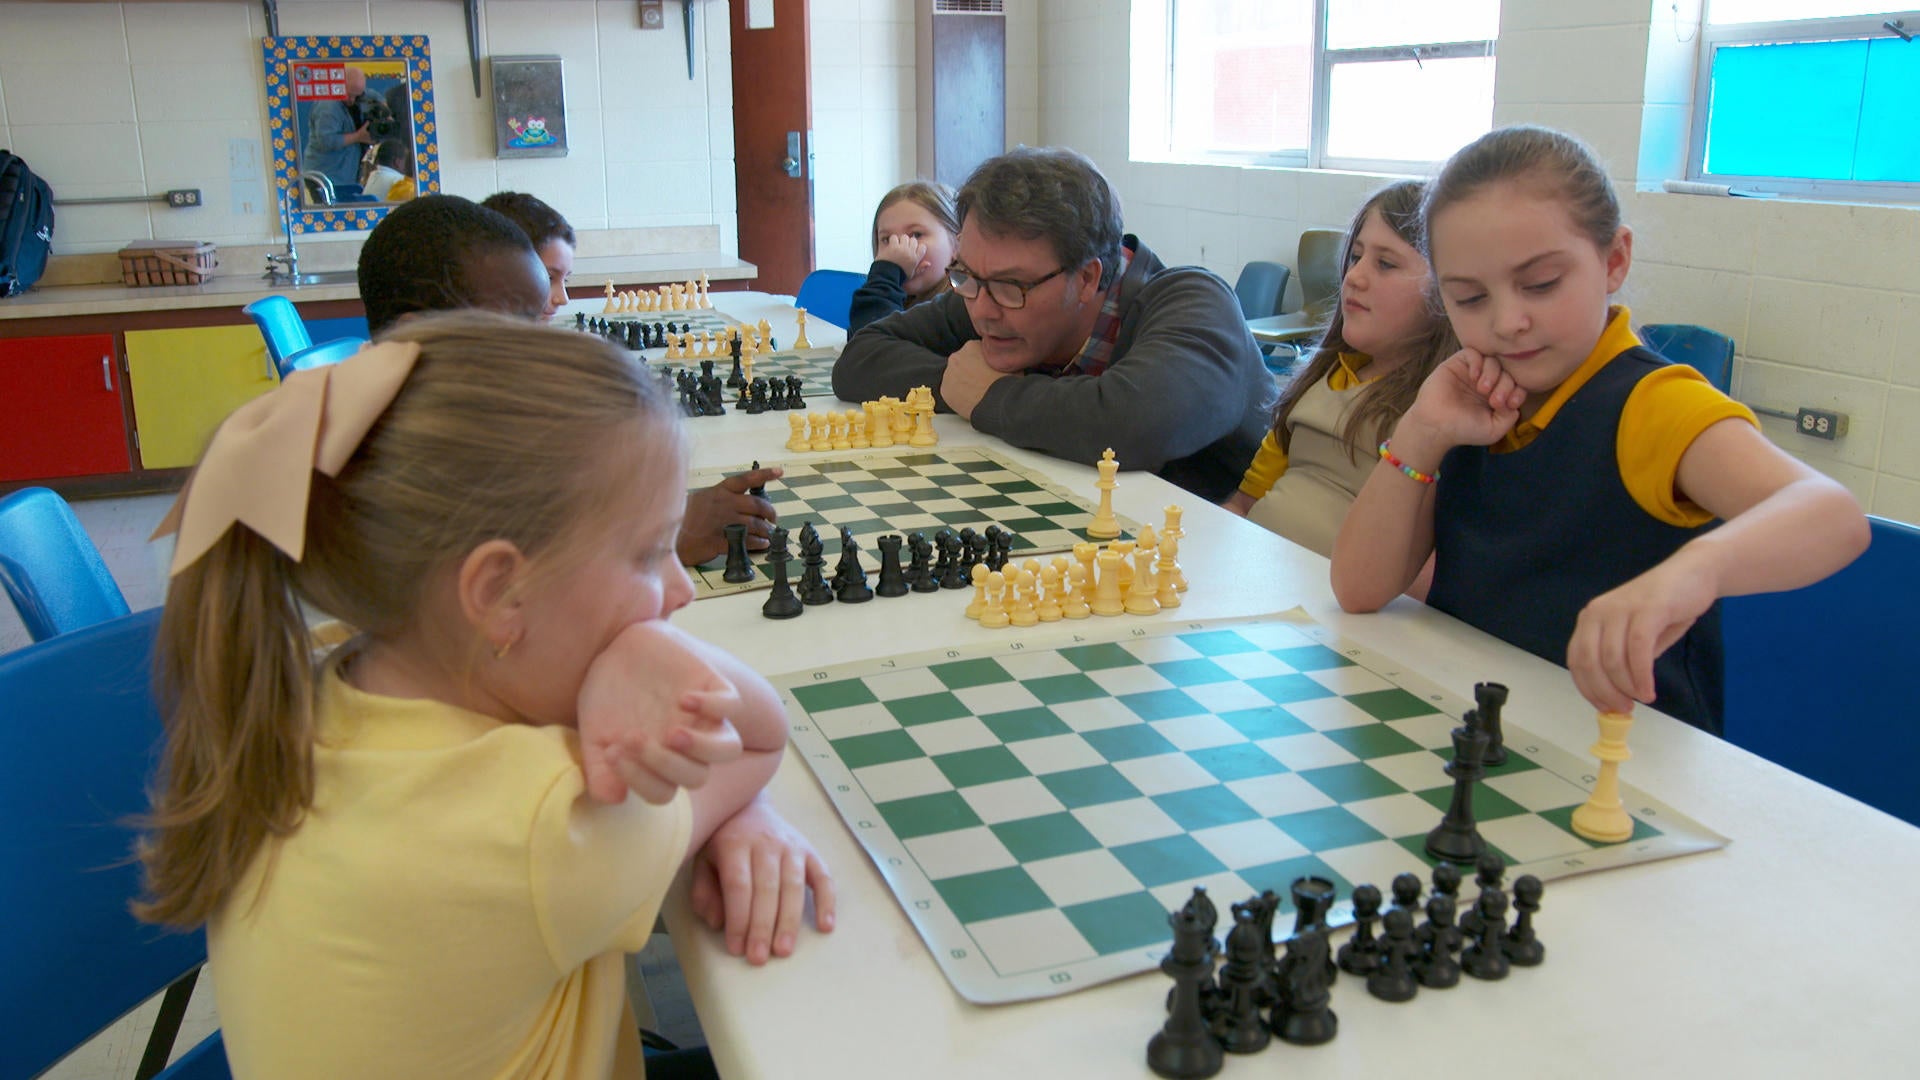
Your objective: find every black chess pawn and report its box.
[1425,707,1491,864]
[936,530,970,589]
[957,528,983,578]
[1475,681,1510,766]
[1209,902,1270,1054]
[1430,861,1463,905]
[1336,884,1384,977]
[1270,928,1337,1046]
[785,374,804,408]
[1288,876,1339,982]
[1366,909,1419,1003]
[1413,894,1462,989]
[875,535,910,597]
[1147,904,1224,1080]
[1460,851,1508,939]
[1461,890,1511,981]
[760,527,803,620]
[1502,875,1545,967]
[980,526,1006,571]
[1388,872,1423,917]
[907,532,940,593]
[743,377,767,414]
[720,523,756,584]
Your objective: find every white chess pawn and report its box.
[847,408,870,449]
[830,411,852,450]
[1037,566,1064,622]
[1009,569,1039,627]
[980,571,1010,629]
[966,563,990,620]
[787,413,808,452]
[808,411,832,452]
[1062,563,1091,619]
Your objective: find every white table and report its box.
[648,295,1920,1078]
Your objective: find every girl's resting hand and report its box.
[689,796,837,965]
[1402,347,1526,454]
[577,622,745,805]
[878,233,927,275]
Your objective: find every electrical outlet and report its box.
[165,189,203,208]
[1795,407,1848,440]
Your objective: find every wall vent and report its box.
[933,0,1005,13]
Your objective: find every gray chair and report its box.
[1245,229,1344,356]
[1233,261,1291,321]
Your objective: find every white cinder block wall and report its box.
[0,0,742,254]
[808,0,1039,275]
[1034,0,1920,526]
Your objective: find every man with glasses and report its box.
[833,146,1272,502]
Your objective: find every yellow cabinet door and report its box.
[125,325,279,469]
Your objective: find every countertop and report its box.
[0,251,757,321]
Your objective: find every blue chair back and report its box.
[1722,516,1920,825]
[1640,323,1734,393]
[794,269,866,332]
[0,487,131,644]
[0,608,228,1079]
[242,296,313,374]
[1234,260,1291,321]
[279,336,367,378]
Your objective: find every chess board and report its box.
[688,448,1142,600]
[773,610,1727,1004]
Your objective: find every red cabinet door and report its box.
[0,334,133,482]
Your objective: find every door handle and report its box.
[102,356,114,392]
[783,131,803,178]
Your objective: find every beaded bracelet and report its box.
[1377,440,1438,485]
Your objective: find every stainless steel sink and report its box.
[269,270,358,288]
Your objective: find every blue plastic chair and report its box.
[1233,260,1291,321]
[794,269,866,332]
[0,608,229,1079]
[242,296,313,377]
[0,487,131,644]
[1640,323,1735,394]
[1721,515,1920,826]
[279,336,367,378]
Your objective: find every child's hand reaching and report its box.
[878,233,928,277]
[1566,546,1718,715]
[1401,347,1527,455]
[577,622,746,806]
[688,796,837,965]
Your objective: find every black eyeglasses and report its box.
[947,262,1071,309]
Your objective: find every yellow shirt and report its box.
[210,653,692,1080]
[1496,306,1756,526]
[1238,353,1375,499]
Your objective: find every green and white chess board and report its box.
[687,448,1141,600]
[774,610,1727,1004]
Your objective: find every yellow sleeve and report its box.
[1238,429,1289,499]
[529,764,692,972]
[1617,366,1759,527]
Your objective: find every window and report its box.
[1131,0,1497,171]
[1691,5,1920,196]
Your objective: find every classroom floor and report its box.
[23,495,708,1077]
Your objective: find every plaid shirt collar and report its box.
[1060,240,1136,377]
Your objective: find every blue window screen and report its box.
[1856,38,1920,181]
[1704,37,1920,183]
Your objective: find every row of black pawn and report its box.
[747,522,1019,619]
[1148,858,1545,1079]
[575,312,696,350]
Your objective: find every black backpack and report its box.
[0,150,55,298]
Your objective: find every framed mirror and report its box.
[261,35,442,234]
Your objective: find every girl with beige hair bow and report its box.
[135,312,830,1079]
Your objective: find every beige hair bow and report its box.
[152,340,421,576]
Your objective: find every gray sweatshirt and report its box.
[832,238,1274,502]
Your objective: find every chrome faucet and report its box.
[264,192,301,283]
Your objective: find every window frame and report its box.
[1687,8,1920,199]
[1151,0,1496,172]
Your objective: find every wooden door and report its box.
[124,326,280,469]
[731,0,814,295]
[0,335,132,482]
